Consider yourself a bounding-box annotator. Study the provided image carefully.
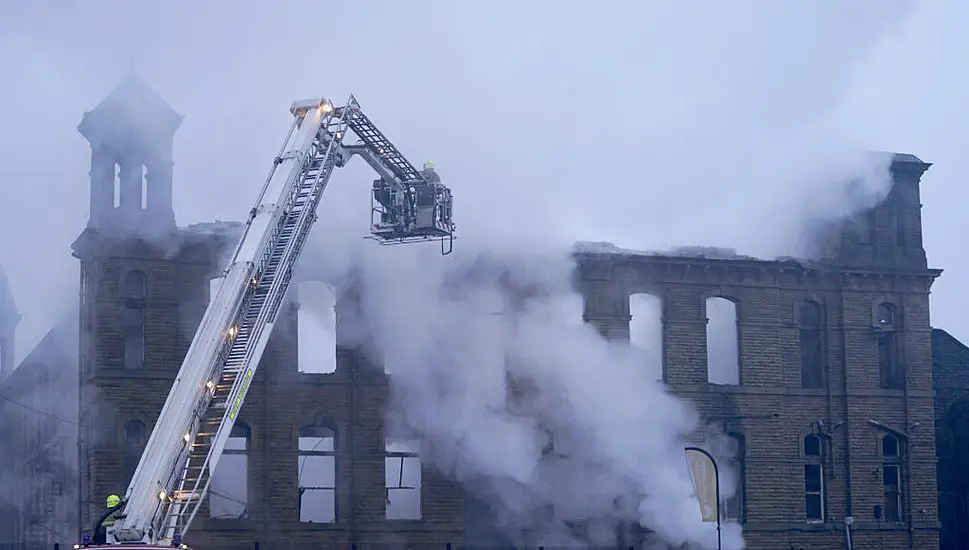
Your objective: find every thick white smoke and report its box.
[308,240,743,548]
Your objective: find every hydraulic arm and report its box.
[103,96,454,546]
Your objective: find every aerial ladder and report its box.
[76,96,455,549]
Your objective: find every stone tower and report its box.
[71,72,238,533]
[77,68,180,236]
[0,264,19,380]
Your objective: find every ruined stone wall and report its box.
[575,250,939,550]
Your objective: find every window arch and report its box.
[298,424,336,523]
[122,420,146,486]
[799,301,824,388]
[209,421,250,519]
[803,434,825,522]
[123,270,146,369]
[880,434,903,521]
[706,297,740,385]
[875,302,903,389]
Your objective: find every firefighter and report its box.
[105,494,122,523]
[93,494,122,544]
[422,160,441,183]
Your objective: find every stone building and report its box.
[0,70,951,549]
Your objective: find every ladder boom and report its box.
[104,96,450,546]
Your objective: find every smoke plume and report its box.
[294,5,914,547]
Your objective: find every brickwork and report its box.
[572,247,941,550]
[72,227,466,548]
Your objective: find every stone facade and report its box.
[574,245,940,550]
[0,71,947,550]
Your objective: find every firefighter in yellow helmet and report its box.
[94,494,122,543]
[421,160,441,184]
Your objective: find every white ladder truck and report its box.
[76,96,455,549]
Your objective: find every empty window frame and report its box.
[803,434,825,522]
[209,422,250,519]
[298,425,336,523]
[385,439,422,520]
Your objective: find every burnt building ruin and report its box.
[0,72,965,550]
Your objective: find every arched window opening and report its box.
[880,434,903,521]
[140,164,149,210]
[706,297,740,385]
[113,163,122,209]
[877,303,898,328]
[629,293,663,381]
[298,425,336,523]
[386,438,422,520]
[297,281,337,374]
[876,302,904,390]
[122,421,146,486]
[803,434,825,522]
[799,301,824,388]
[722,434,746,523]
[209,422,250,519]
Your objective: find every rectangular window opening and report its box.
[298,431,336,523]
[804,464,824,522]
[883,464,902,521]
[209,435,248,519]
[385,439,422,520]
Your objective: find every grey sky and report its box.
[0,0,966,361]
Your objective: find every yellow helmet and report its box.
[423,160,434,170]
[106,494,121,508]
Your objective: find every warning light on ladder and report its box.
[228,325,238,338]
[183,433,191,444]
[206,380,215,390]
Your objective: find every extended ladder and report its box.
[108,97,453,546]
